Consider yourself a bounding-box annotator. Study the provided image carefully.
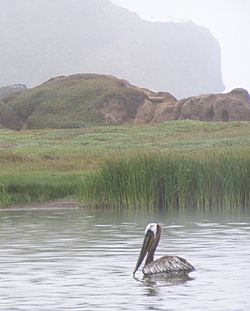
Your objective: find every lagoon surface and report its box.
[0,206,250,311]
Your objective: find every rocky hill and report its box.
[0,74,176,130]
[0,74,248,130]
[0,0,224,98]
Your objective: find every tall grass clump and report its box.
[79,149,250,209]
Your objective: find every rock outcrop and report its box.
[0,74,177,130]
[154,88,250,122]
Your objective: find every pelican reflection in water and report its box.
[133,223,195,276]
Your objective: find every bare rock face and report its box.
[155,88,250,122]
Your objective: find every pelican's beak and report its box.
[133,230,154,275]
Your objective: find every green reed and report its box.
[79,148,250,209]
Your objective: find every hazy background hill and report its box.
[0,0,224,98]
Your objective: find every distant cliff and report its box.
[0,0,224,98]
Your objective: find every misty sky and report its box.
[111,0,250,92]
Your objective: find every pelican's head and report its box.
[133,223,160,275]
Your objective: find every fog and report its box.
[111,0,250,92]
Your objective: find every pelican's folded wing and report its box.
[143,255,195,275]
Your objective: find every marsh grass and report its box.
[79,149,250,209]
[1,121,250,208]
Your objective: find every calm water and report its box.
[0,206,250,311]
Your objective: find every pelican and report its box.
[133,223,195,276]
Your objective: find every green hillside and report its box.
[0,74,145,130]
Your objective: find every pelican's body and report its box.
[133,223,194,276]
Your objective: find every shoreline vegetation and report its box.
[1,120,250,209]
[80,151,250,209]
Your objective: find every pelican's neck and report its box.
[145,225,161,265]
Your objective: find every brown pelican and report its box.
[133,223,195,276]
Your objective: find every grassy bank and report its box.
[1,121,250,208]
